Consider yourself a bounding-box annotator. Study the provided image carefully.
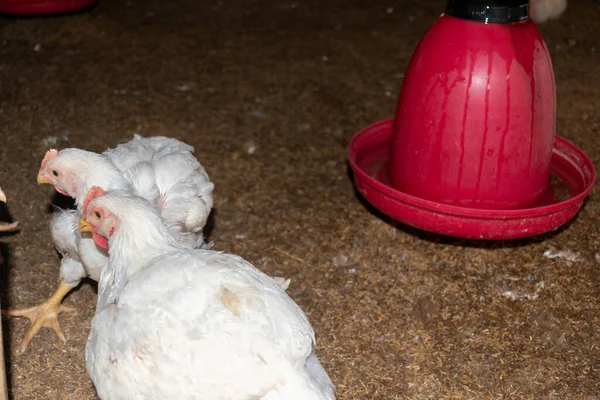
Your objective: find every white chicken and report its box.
[530,0,567,23]
[0,186,18,232]
[78,187,335,400]
[3,135,215,352]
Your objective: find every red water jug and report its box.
[388,0,555,210]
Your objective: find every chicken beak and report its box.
[37,172,52,185]
[0,188,6,203]
[78,218,93,233]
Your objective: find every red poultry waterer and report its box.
[348,0,596,240]
[0,0,97,15]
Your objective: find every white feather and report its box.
[51,208,107,285]
[47,135,215,289]
[85,193,335,400]
[530,0,567,23]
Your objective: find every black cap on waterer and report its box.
[445,0,529,23]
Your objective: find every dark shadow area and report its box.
[0,242,13,400]
[46,192,76,214]
[79,277,98,295]
[203,208,216,246]
[0,204,12,228]
[0,244,11,307]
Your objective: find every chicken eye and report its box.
[95,211,102,219]
[52,170,59,177]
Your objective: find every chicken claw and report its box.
[0,222,18,232]
[2,280,76,353]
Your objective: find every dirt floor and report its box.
[0,0,599,398]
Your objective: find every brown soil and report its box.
[0,0,599,399]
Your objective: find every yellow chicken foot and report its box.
[2,280,76,353]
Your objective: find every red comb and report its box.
[41,149,58,170]
[83,186,106,213]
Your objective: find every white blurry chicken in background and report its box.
[0,187,18,232]
[3,135,215,352]
[530,0,567,23]
[79,187,335,400]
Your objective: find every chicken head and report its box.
[37,149,78,197]
[79,186,114,250]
